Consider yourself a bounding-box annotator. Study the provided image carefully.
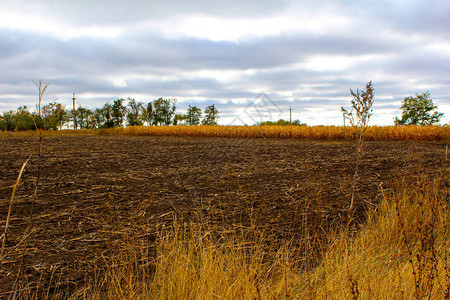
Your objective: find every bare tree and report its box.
[33,80,49,119]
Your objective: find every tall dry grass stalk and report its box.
[446,144,448,160]
[1,156,31,260]
[30,80,49,224]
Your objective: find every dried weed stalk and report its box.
[30,80,49,223]
[341,81,374,297]
[394,176,447,299]
[341,80,374,210]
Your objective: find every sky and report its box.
[1,0,449,125]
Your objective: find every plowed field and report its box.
[0,135,448,296]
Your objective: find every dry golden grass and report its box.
[299,174,450,299]
[76,223,301,300]
[2,125,448,141]
[0,129,96,138]
[70,173,449,299]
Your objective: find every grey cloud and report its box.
[360,0,450,37]
[2,26,409,76]
[9,0,448,37]
[1,1,450,125]
[4,0,290,27]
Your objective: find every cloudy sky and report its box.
[1,0,449,125]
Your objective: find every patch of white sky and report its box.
[378,27,450,60]
[166,10,353,42]
[0,11,122,39]
[0,94,24,99]
[106,68,258,89]
[425,41,450,56]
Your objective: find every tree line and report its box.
[256,119,305,126]
[0,98,219,131]
[0,89,445,132]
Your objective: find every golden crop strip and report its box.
[1,125,448,141]
[99,125,449,141]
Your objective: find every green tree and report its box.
[0,106,36,131]
[126,98,144,126]
[76,107,93,129]
[100,103,115,128]
[151,98,176,126]
[0,110,18,131]
[16,106,38,130]
[186,105,202,125]
[91,107,105,129]
[201,104,219,125]
[173,113,187,125]
[42,101,67,130]
[144,102,154,126]
[257,119,304,126]
[112,98,127,127]
[394,91,444,125]
[292,119,304,126]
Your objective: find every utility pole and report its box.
[72,93,77,130]
[341,108,346,138]
[343,113,346,136]
[289,106,292,124]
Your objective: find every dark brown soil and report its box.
[0,135,448,296]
